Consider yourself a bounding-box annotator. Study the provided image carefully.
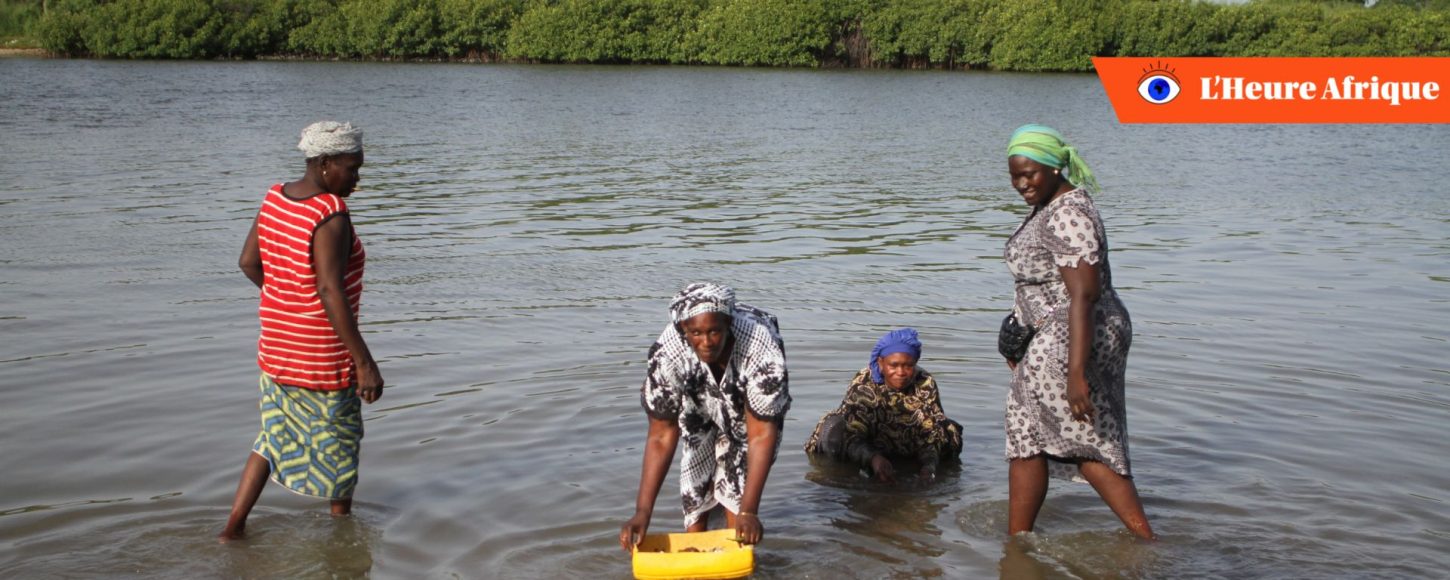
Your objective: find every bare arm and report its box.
[239,211,263,289]
[1060,260,1101,422]
[620,415,680,551]
[734,411,780,544]
[313,214,383,403]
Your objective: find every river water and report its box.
[1,59,1446,579]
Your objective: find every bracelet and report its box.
[738,511,756,517]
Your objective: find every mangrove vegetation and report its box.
[11,0,1450,70]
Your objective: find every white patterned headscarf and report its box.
[298,121,363,159]
[669,282,736,324]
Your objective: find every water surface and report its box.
[1,59,1447,578]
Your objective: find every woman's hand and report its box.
[620,510,651,552]
[870,454,896,484]
[734,512,764,545]
[355,358,384,404]
[1066,373,1094,423]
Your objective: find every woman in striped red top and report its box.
[220,121,384,541]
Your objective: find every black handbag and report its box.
[997,311,1036,363]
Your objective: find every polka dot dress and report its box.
[1002,190,1133,482]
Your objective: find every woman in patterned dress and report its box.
[1001,125,1154,539]
[804,328,962,483]
[619,283,790,550]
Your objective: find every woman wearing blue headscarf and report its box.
[1001,125,1153,539]
[805,328,962,483]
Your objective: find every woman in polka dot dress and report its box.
[1001,124,1154,540]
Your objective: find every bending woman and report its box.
[620,283,791,550]
[1001,124,1153,539]
[804,328,962,483]
[220,121,384,540]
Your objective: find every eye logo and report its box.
[1136,61,1181,105]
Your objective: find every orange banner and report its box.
[1093,57,1450,124]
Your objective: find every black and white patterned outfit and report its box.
[1004,189,1133,482]
[641,286,790,526]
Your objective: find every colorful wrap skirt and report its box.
[251,374,363,500]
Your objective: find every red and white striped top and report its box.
[255,184,365,390]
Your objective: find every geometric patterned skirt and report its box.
[251,374,364,500]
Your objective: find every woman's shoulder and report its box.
[1043,190,1104,237]
[1047,189,1098,216]
[843,368,882,401]
[734,302,778,329]
[269,183,348,214]
[308,192,349,214]
[850,367,872,384]
[645,329,700,386]
[914,368,938,388]
[732,303,784,349]
[649,324,687,356]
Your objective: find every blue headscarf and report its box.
[869,328,922,384]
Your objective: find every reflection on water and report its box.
[1000,538,1053,580]
[1001,533,1160,580]
[0,504,383,579]
[829,487,952,559]
[806,455,964,566]
[1,59,1447,578]
[216,512,382,578]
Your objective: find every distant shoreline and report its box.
[0,48,48,58]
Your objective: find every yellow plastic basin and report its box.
[631,529,755,580]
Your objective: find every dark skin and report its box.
[620,312,780,551]
[1004,155,1155,540]
[220,152,383,542]
[867,352,936,483]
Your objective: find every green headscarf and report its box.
[1006,124,1099,194]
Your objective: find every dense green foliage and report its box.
[506,0,702,63]
[689,0,839,66]
[27,0,1450,69]
[1,0,43,38]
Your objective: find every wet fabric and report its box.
[804,367,962,468]
[641,299,790,527]
[1003,189,1132,482]
[252,373,363,499]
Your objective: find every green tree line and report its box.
[1,0,44,40]
[21,0,1450,70]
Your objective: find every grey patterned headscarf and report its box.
[298,121,363,159]
[669,282,735,324]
